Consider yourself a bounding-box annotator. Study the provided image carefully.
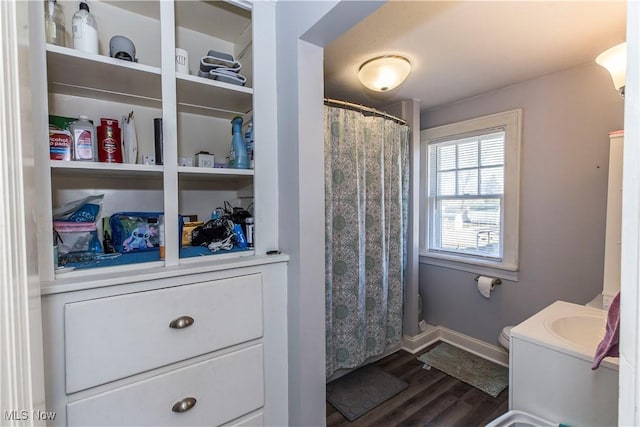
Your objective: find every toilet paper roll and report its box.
[478,275,496,298]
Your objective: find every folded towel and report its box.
[199,55,242,73]
[592,292,620,370]
[208,69,247,86]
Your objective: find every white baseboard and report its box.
[401,324,440,354]
[402,324,509,367]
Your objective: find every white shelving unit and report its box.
[38,0,267,281]
[31,2,287,426]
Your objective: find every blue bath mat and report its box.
[326,365,408,421]
[418,342,508,397]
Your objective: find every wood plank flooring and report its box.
[326,347,509,427]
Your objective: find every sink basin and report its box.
[544,313,606,351]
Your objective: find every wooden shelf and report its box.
[176,73,253,118]
[46,44,162,108]
[50,160,163,178]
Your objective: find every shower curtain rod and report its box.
[324,97,407,125]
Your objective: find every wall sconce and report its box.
[358,55,411,92]
[596,42,626,96]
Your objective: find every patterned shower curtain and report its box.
[325,105,409,378]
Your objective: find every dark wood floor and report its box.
[326,346,509,427]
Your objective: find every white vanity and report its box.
[510,301,618,427]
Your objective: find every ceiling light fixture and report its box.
[596,42,627,96]
[358,55,411,92]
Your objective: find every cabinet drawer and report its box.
[227,412,263,426]
[67,344,264,427]
[65,274,263,393]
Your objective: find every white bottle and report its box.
[70,115,96,161]
[122,112,138,164]
[72,1,98,55]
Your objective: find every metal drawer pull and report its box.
[169,316,194,329]
[172,397,197,413]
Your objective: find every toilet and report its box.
[587,293,614,311]
[499,326,513,351]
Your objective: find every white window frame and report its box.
[420,109,522,280]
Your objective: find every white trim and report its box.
[0,0,46,422]
[420,109,522,272]
[401,325,441,353]
[402,325,509,367]
[619,4,639,424]
[419,254,519,282]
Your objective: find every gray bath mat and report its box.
[326,365,408,421]
[417,342,508,397]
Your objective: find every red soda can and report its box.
[97,118,123,163]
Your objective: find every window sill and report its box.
[419,252,519,282]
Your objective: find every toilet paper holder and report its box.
[475,275,502,285]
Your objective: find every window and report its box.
[420,109,521,276]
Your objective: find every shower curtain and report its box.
[325,105,409,378]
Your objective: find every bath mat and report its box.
[417,342,508,397]
[326,365,408,421]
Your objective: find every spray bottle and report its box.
[231,116,249,169]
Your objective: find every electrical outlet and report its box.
[142,154,156,165]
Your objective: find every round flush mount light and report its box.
[358,55,411,92]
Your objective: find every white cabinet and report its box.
[603,130,623,300]
[66,345,264,426]
[33,0,278,281]
[64,274,263,393]
[32,2,285,426]
[42,259,288,426]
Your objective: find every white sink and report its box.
[544,313,606,351]
[510,301,618,427]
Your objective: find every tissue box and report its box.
[194,152,214,168]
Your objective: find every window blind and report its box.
[428,130,505,260]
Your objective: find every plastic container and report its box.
[231,116,249,169]
[245,217,254,248]
[44,0,66,47]
[72,1,98,55]
[70,115,96,161]
[485,410,557,427]
[97,118,122,163]
[244,118,254,169]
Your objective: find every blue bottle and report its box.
[231,116,249,169]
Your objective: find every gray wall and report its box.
[420,62,624,345]
[275,2,384,425]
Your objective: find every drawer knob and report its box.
[172,397,197,413]
[169,316,194,329]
